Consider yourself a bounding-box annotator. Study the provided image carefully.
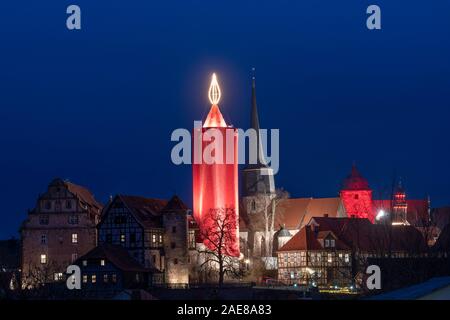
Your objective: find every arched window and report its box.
[251,200,256,212]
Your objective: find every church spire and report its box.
[249,69,267,168]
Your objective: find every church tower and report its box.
[242,74,275,217]
[392,180,408,225]
[340,164,374,222]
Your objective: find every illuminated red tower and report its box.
[340,164,375,222]
[192,74,240,257]
[392,180,408,225]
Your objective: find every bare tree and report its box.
[197,208,244,286]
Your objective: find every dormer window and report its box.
[330,239,335,247]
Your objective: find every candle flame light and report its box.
[208,73,221,105]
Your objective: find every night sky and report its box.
[1,1,449,238]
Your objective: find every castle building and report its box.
[20,178,102,288]
[96,194,191,285]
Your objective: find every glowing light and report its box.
[208,73,221,105]
[244,259,250,264]
[376,209,386,221]
[305,267,315,275]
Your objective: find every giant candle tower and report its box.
[193,73,240,257]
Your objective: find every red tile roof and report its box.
[278,226,350,251]
[307,217,427,253]
[240,197,343,231]
[118,195,167,228]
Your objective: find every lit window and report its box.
[330,239,335,247]
[71,253,78,262]
[82,275,88,283]
[152,234,156,244]
[159,234,163,243]
[345,254,350,263]
[327,253,332,263]
[72,233,78,244]
[41,234,47,245]
[91,275,96,283]
[82,260,87,266]
[120,234,126,243]
[54,273,63,281]
[100,259,105,266]
[325,239,330,247]
[40,254,47,264]
[112,274,117,283]
[103,274,108,283]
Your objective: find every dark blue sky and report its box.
[1,1,449,238]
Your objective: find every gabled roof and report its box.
[65,181,103,211]
[161,195,189,212]
[278,226,350,251]
[117,195,167,228]
[308,217,427,253]
[274,197,342,230]
[240,197,343,231]
[77,244,160,273]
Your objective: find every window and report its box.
[66,200,72,209]
[54,273,63,281]
[82,275,88,283]
[100,259,105,266]
[103,274,108,283]
[68,215,79,225]
[45,201,52,210]
[72,233,78,244]
[173,258,178,265]
[330,239,335,247]
[327,253,332,263]
[106,234,112,243]
[39,215,49,225]
[40,254,47,264]
[71,253,78,263]
[120,234,126,243]
[172,226,177,233]
[251,200,256,212]
[91,275,96,283]
[152,255,156,264]
[345,254,350,263]
[135,273,140,282]
[354,194,359,200]
[112,274,117,283]
[325,239,330,247]
[188,230,196,249]
[171,242,176,249]
[82,260,87,266]
[130,233,136,243]
[41,234,47,245]
[152,234,156,244]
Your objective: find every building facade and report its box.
[20,178,102,288]
[97,194,191,285]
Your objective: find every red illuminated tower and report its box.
[192,74,240,257]
[340,164,375,222]
[392,180,408,225]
